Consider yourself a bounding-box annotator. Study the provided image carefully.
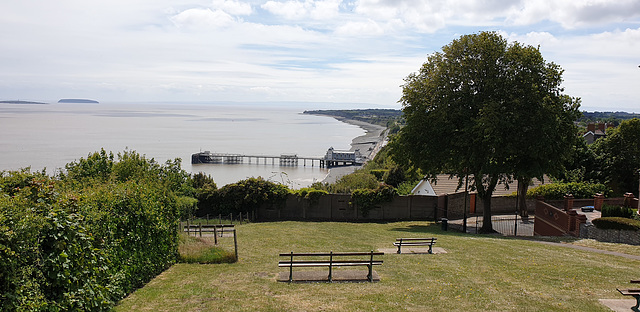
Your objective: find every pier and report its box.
[192,151,328,167]
[192,148,363,168]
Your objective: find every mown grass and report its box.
[115,221,640,311]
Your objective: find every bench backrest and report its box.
[396,238,436,242]
[279,251,383,257]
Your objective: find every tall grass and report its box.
[116,221,640,311]
[178,234,236,264]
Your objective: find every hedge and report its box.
[592,217,640,231]
[526,182,611,200]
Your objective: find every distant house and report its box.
[583,122,613,144]
[411,178,436,196]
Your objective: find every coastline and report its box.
[320,117,388,184]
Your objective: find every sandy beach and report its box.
[321,117,388,184]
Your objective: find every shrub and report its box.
[369,169,388,180]
[331,171,379,194]
[396,180,421,195]
[592,217,640,231]
[350,183,397,217]
[204,177,289,216]
[601,203,634,218]
[526,182,611,200]
[295,188,328,205]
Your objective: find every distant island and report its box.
[0,100,47,104]
[58,99,99,104]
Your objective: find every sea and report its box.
[0,102,368,189]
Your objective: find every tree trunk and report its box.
[478,175,499,234]
[517,177,530,218]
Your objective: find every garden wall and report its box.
[579,224,640,245]
[256,193,534,222]
[257,193,439,221]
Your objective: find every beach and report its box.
[321,117,388,184]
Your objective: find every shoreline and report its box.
[320,116,388,184]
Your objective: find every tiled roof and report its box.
[429,174,546,196]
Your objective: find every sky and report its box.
[1,0,639,112]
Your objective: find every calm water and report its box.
[0,102,365,188]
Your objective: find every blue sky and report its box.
[1,0,639,112]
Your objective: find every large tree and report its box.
[392,31,580,232]
[592,118,640,196]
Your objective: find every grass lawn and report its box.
[114,221,640,311]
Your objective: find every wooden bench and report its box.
[279,251,383,282]
[617,281,640,311]
[393,238,437,254]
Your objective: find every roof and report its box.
[428,174,546,196]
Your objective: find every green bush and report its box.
[592,217,640,231]
[1,150,188,311]
[369,169,388,180]
[601,203,634,218]
[350,183,397,217]
[331,171,379,194]
[295,188,328,205]
[526,182,611,200]
[197,177,289,217]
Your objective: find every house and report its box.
[411,178,436,196]
[583,122,612,144]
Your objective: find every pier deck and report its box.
[192,150,363,168]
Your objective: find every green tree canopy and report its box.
[391,31,579,232]
[592,118,640,196]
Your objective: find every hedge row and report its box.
[592,217,640,231]
[526,182,611,200]
[1,151,186,311]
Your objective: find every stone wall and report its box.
[579,224,640,245]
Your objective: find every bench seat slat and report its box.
[279,252,383,257]
[279,262,383,267]
[396,238,436,241]
[393,242,436,246]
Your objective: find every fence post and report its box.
[233,229,238,262]
[214,226,218,245]
[199,223,202,237]
[186,219,190,236]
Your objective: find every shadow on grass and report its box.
[389,224,442,234]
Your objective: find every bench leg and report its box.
[367,265,373,282]
[633,295,640,312]
[397,245,401,254]
[428,244,433,254]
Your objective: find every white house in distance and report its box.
[411,178,436,196]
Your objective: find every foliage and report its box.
[196,177,289,217]
[526,182,611,199]
[350,183,397,217]
[369,169,388,180]
[391,31,579,232]
[396,179,422,195]
[591,118,640,196]
[294,188,328,205]
[330,171,380,194]
[592,217,640,231]
[1,150,187,311]
[600,204,634,218]
[382,165,406,187]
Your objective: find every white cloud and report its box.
[212,0,253,15]
[171,8,237,28]
[261,0,341,20]
[334,19,384,36]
